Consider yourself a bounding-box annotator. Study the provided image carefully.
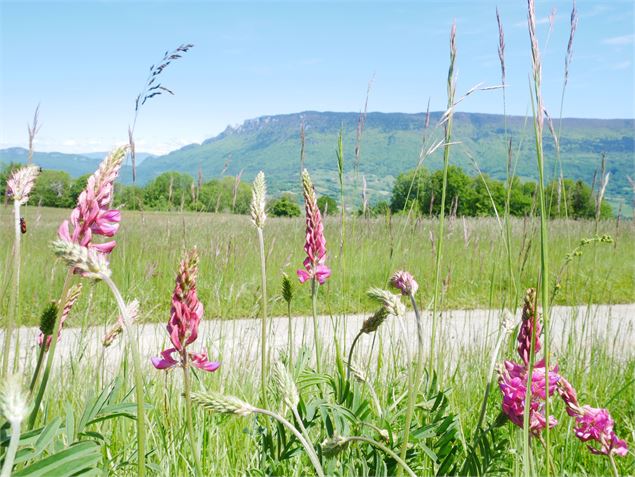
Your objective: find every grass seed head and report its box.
[360,307,389,334]
[52,240,111,279]
[367,287,405,318]
[250,171,267,229]
[6,165,40,205]
[321,435,350,458]
[0,375,30,425]
[272,361,299,409]
[191,392,255,417]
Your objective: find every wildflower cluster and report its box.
[499,288,628,456]
[151,249,220,372]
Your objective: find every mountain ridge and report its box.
[1,111,633,208]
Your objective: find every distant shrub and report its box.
[317,195,338,215]
[268,194,301,217]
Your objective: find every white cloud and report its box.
[613,60,632,70]
[603,34,634,46]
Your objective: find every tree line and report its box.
[1,164,611,219]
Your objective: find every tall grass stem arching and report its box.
[526,0,552,473]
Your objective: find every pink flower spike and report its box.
[517,288,541,366]
[190,352,221,372]
[152,248,220,375]
[297,169,330,285]
[56,146,126,265]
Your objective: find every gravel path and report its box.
[6,303,634,377]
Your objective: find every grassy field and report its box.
[1,206,633,327]
[1,203,633,477]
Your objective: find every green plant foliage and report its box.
[268,194,302,217]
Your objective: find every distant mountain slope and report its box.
[0,148,134,180]
[2,111,633,208]
[133,111,634,207]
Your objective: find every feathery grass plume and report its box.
[272,361,299,410]
[52,240,111,279]
[6,165,40,205]
[496,7,506,90]
[38,284,82,350]
[321,435,350,458]
[103,299,140,347]
[1,375,30,477]
[129,43,194,182]
[191,392,256,417]
[250,171,267,228]
[564,0,578,88]
[1,375,30,425]
[26,105,41,165]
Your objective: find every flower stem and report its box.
[347,436,417,477]
[256,407,324,477]
[28,343,47,393]
[609,454,620,477]
[183,356,203,477]
[102,274,146,477]
[287,301,293,368]
[2,202,22,376]
[311,278,321,373]
[257,228,268,402]
[346,330,363,381]
[0,420,21,477]
[397,293,424,475]
[28,271,72,429]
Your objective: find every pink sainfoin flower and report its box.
[390,270,419,296]
[151,249,220,373]
[297,169,331,285]
[498,288,559,434]
[557,378,628,457]
[574,406,628,456]
[57,146,127,256]
[498,359,559,434]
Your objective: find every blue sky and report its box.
[1,0,633,154]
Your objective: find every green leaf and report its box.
[34,418,62,455]
[13,441,101,477]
